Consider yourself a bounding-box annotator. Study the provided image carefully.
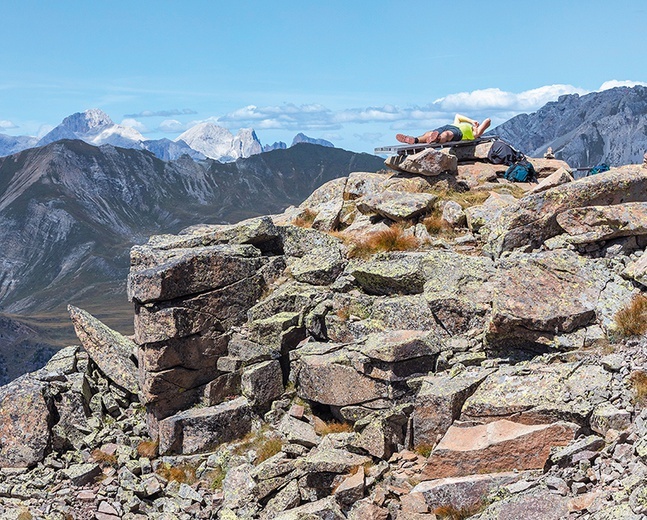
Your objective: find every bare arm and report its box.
[454,113,476,125]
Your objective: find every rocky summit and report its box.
[3,140,647,519]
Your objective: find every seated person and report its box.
[396,114,492,145]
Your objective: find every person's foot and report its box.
[396,134,417,144]
[424,130,439,143]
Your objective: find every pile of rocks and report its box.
[3,146,647,519]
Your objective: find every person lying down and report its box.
[396,114,491,145]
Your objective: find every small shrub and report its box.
[292,208,318,228]
[433,502,487,520]
[630,370,647,406]
[315,420,354,436]
[614,294,647,337]
[414,443,434,458]
[255,438,284,464]
[90,448,118,467]
[348,225,419,259]
[207,466,226,489]
[137,440,159,459]
[423,212,453,236]
[156,462,197,484]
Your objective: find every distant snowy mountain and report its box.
[38,109,145,150]
[175,123,262,161]
[263,141,287,152]
[142,139,206,161]
[291,133,334,148]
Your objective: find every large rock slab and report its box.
[128,243,265,303]
[556,202,647,244]
[413,368,493,446]
[68,305,139,395]
[466,192,519,232]
[294,347,390,407]
[422,250,495,334]
[486,250,610,349]
[473,490,571,520]
[461,362,611,425]
[412,473,521,514]
[157,397,253,454]
[385,147,458,176]
[484,166,647,257]
[527,167,573,195]
[273,497,346,520]
[350,252,426,295]
[422,420,578,479]
[356,190,437,221]
[359,330,443,362]
[0,375,51,467]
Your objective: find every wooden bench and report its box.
[375,135,499,156]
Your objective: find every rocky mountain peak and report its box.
[494,85,647,167]
[292,132,334,147]
[38,108,114,145]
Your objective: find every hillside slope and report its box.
[0,140,383,382]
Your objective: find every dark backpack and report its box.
[488,139,525,166]
[589,163,610,176]
[504,159,537,183]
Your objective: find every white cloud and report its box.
[434,84,588,112]
[158,119,187,133]
[0,120,18,130]
[121,118,148,133]
[219,103,339,130]
[599,79,647,91]
[124,108,197,118]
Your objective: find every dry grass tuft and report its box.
[315,420,354,436]
[90,448,118,467]
[233,431,285,465]
[255,438,285,464]
[614,294,647,337]
[156,462,197,484]
[414,443,434,458]
[423,212,454,236]
[433,502,487,520]
[347,225,419,259]
[335,306,351,322]
[630,370,647,407]
[17,511,33,520]
[292,208,318,228]
[137,440,159,459]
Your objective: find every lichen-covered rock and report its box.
[0,374,51,467]
[442,200,466,227]
[466,191,519,233]
[528,167,574,195]
[484,166,647,257]
[241,360,284,408]
[461,362,611,425]
[413,368,493,446]
[556,202,647,244]
[157,397,253,454]
[128,243,265,303]
[273,497,346,520]
[288,248,345,285]
[590,403,631,436]
[350,252,426,295]
[356,190,437,221]
[412,472,521,513]
[386,147,458,176]
[359,330,443,363]
[68,305,139,395]
[486,250,612,349]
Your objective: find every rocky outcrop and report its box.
[5,148,647,518]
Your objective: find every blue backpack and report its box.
[504,159,537,183]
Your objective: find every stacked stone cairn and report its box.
[4,141,647,518]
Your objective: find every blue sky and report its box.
[1,0,646,153]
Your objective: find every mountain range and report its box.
[494,85,647,167]
[0,109,335,163]
[0,140,383,383]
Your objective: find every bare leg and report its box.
[473,118,492,138]
[396,130,440,144]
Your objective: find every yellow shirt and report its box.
[456,122,474,140]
